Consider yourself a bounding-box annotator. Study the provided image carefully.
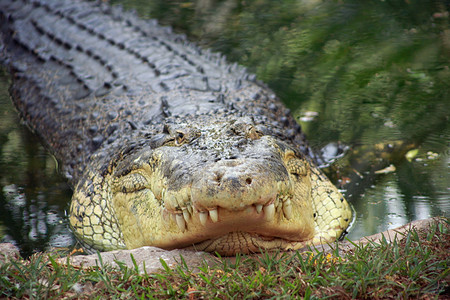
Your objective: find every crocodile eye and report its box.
[246,126,263,140]
[114,172,149,193]
[162,130,189,147]
[176,131,185,144]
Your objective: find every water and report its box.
[0,0,449,257]
[0,75,74,256]
[345,149,449,240]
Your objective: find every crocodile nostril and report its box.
[213,172,224,186]
[245,177,252,185]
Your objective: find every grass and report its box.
[1,219,448,299]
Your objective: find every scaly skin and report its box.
[0,0,352,255]
[70,114,352,255]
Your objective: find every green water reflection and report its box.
[0,72,74,256]
[0,0,448,255]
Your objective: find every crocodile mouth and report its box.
[165,196,296,234]
[158,193,316,254]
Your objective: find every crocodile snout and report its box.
[190,158,290,212]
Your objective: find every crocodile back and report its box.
[0,0,313,184]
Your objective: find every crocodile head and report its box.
[70,116,352,255]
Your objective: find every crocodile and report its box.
[0,0,352,255]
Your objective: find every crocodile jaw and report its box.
[169,204,317,255]
[188,232,311,256]
[115,189,316,254]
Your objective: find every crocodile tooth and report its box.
[182,209,190,223]
[161,188,166,201]
[282,199,293,220]
[186,204,193,215]
[199,212,208,226]
[263,203,275,221]
[209,208,218,223]
[274,197,281,212]
[176,214,186,232]
[256,204,263,214]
